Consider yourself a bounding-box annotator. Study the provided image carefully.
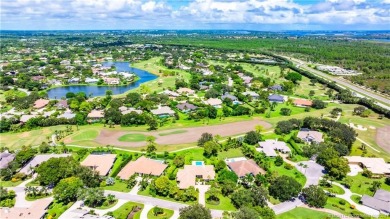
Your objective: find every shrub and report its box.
[339,200,346,205]
[284,163,294,170]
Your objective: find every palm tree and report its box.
[31,187,39,197]
[107,194,116,204]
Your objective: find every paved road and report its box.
[285,56,390,108]
[296,161,325,187]
[271,198,303,214]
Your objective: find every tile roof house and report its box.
[293,99,313,107]
[151,106,175,117]
[361,189,390,214]
[81,154,117,176]
[87,110,104,119]
[268,94,285,103]
[227,159,266,177]
[176,103,197,112]
[177,87,195,95]
[121,108,143,115]
[297,129,324,143]
[34,99,50,109]
[0,198,52,219]
[56,99,69,109]
[257,140,291,157]
[0,151,15,169]
[344,156,390,175]
[204,98,222,108]
[19,154,71,174]
[176,165,216,189]
[104,77,120,85]
[117,156,167,180]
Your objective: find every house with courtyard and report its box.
[257,140,291,157]
[297,128,324,143]
[176,162,216,189]
[117,156,168,180]
[344,156,390,176]
[151,106,175,117]
[226,158,265,177]
[81,154,117,176]
[268,94,285,103]
[19,154,71,175]
[293,99,313,107]
[0,150,15,169]
[361,189,390,214]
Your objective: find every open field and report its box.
[118,134,147,142]
[94,119,271,147]
[276,207,336,219]
[376,126,390,153]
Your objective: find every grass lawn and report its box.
[95,200,118,209]
[118,133,147,142]
[269,161,307,186]
[175,148,205,164]
[109,201,144,219]
[341,173,390,196]
[0,180,24,187]
[325,197,364,218]
[138,186,197,205]
[46,201,74,219]
[158,130,187,136]
[72,129,99,141]
[147,207,174,219]
[25,194,51,201]
[217,148,244,159]
[205,194,236,211]
[276,207,336,219]
[351,195,361,204]
[321,184,345,195]
[104,180,131,193]
[269,196,281,205]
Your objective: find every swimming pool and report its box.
[193,161,204,166]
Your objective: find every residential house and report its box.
[57,111,76,119]
[268,94,285,103]
[161,90,180,98]
[297,128,324,143]
[31,76,45,82]
[176,164,216,189]
[85,77,99,83]
[344,156,390,176]
[87,110,104,120]
[257,140,291,157]
[242,91,260,100]
[177,87,195,95]
[361,189,390,214]
[0,151,15,169]
[34,99,50,109]
[117,156,167,180]
[293,99,313,107]
[19,154,71,174]
[269,84,283,91]
[81,154,116,176]
[121,108,143,115]
[221,93,238,102]
[151,106,175,117]
[0,198,52,219]
[227,159,266,177]
[205,98,222,108]
[60,60,71,65]
[20,115,37,123]
[68,77,80,83]
[104,77,120,85]
[176,102,197,112]
[56,99,69,109]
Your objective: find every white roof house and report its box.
[257,140,291,157]
[151,106,175,116]
[204,98,222,108]
[345,156,390,175]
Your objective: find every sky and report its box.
[1,0,389,30]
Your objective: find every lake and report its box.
[47,61,157,99]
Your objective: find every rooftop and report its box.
[344,156,390,175]
[0,198,52,219]
[19,154,71,174]
[81,154,116,176]
[227,159,265,177]
[176,165,215,189]
[34,99,50,109]
[117,156,167,180]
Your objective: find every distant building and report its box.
[104,77,120,85]
[85,77,99,83]
[19,154,71,174]
[268,94,284,103]
[242,91,260,100]
[177,87,195,95]
[176,102,197,112]
[221,93,238,102]
[34,99,50,109]
[20,115,37,123]
[297,128,324,143]
[160,90,180,98]
[151,106,175,117]
[87,110,104,120]
[56,99,69,109]
[293,99,313,107]
[204,98,222,108]
[57,111,76,119]
[269,84,283,91]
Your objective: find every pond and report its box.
[47,61,157,99]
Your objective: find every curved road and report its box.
[284,56,390,109]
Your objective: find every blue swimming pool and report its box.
[195,161,203,166]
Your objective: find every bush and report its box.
[284,163,294,170]
[153,207,164,216]
[339,200,346,205]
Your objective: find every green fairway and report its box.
[158,130,187,136]
[276,207,336,219]
[118,134,147,142]
[147,207,174,219]
[72,130,99,141]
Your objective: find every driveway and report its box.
[271,198,303,214]
[195,185,210,206]
[296,161,325,187]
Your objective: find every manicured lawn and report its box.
[104,180,131,193]
[147,207,174,219]
[269,161,307,186]
[138,186,197,205]
[0,180,24,187]
[276,207,336,219]
[118,133,147,142]
[205,194,236,211]
[325,197,364,218]
[46,201,74,219]
[95,200,118,209]
[109,201,144,219]
[341,173,390,196]
[72,130,99,141]
[158,130,187,136]
[217,148,244,159]
[25,194,51,201]
[175,148,205,164]
[321,184,345,195]
[351,195,361,204]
